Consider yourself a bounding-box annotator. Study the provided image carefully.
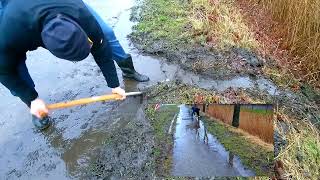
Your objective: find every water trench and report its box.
[172,105,255,177]
[85,0,280,96]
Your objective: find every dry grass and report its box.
[239,109,274,144]
[189,0,259,50]
[226,120,274,151]
[275,111,320,179]
[206,104,234,125]
[204,110,274,150]
[189,0,320,87]
[203,104,274,144]
[249,0,320,88]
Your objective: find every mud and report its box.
[129,3,266,81]
[75,106,155,179]
[131,36,265,80]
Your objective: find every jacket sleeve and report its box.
[75,2,120,88]
[0,52,38,106]
[91,40,120,88]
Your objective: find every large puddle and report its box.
[172,105,255,177]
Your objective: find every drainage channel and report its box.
[172,105,255,177]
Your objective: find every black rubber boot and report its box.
[116,55,150,82]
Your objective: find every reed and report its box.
[239,108,274,143]
[204,104,273,143]
[206,104,234,125]
[250,0,320,87]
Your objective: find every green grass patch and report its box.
[132,0,192,47]
[145,104,179,176]
[302,137,320,164]
[241,108,273,115]
[275,119,320,179]
[203,116,274,176]
[131,0,259,50]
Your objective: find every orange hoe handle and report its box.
[37,92,142,117]
[47,94,122,110]
[47,92,143,110]
[38,92,143,118]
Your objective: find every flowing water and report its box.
[172,105,255,177]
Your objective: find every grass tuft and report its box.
[275,112,320,179]
[190,0,259,49]
[203,115,274,176]
[132,0,258,50]
[145,104,179,176]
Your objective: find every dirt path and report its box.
[172,105,254,177]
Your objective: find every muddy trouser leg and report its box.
[84,3,129,61]
[10,60,35,107]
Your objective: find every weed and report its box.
[145,104,179,176]
[275,111,320,179]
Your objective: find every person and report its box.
[0,0,129,130]
[84,3,150,82]
[191,104,200,119]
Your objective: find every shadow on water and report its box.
[172,105,255,177]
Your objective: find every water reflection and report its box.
[172,105,255,177]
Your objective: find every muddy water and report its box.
[172,105,255,177]
[85,0,280,95]
[0,0,278,178]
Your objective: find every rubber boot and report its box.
[116,55,150,82]
[32,115,51,130]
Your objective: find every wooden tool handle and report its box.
[46,92,143,110]
[47,94,122,110]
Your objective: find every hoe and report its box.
[39,92,144,117]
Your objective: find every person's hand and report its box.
[30,99,48,119]
[112,87,126,100]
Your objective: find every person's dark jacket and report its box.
[0,0,119,105]
[191,105,200,116]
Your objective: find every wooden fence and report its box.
[195,104,274,144]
